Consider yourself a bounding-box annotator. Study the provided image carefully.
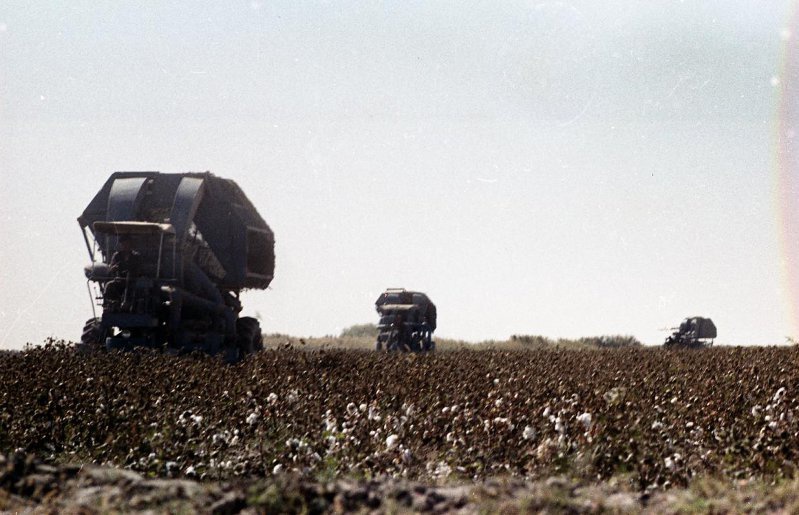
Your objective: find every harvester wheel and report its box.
[223,346,240,363]
[236,317,262,355]
[385,330,402,352]
[408,334,422,352]
[77,318,106,352]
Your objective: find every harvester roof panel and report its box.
[93,221,175,235]
[377,304,419,312]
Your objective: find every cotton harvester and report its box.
[374,288,437,352]
[663,316,716,348]
[77,171,274,361]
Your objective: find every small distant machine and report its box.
[374,288,437,352]
[77,171,274,361]
[664,316,717,348]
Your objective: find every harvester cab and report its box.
[374,288,436,352]
[664,316,716,348]
[78,172,274,361]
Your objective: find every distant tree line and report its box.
[510,334,642,349]
[340,323,379,338]
[339,324,641,349]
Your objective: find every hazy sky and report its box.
[0,1,796,347]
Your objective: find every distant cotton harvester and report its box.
[374,288,437,352]
[663,317,717,348]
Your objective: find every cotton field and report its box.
[3,342,799,494]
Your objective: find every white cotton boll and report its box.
[773,387,787,403]
[523,425,537,440]
[543,407,551,418]
[576,412,592,430]
[603,387,625,404]
[324,411,337,432]
[432,461,452,478]
[267,392,278,405]
[554,417,565,435]
[184,465,196,476]
[401,449,412,464]
[272,464,284,475]
[651,421,664,430]
[665,457,675,470]
[286,438,308,452]
[386,434,399,449]
[246,412,259,425]
[495,399,503,408]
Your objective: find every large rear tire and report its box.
[385,330,402,352]
[77,318,106,353]
[408,333,422,352]
[236,317,263,356]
